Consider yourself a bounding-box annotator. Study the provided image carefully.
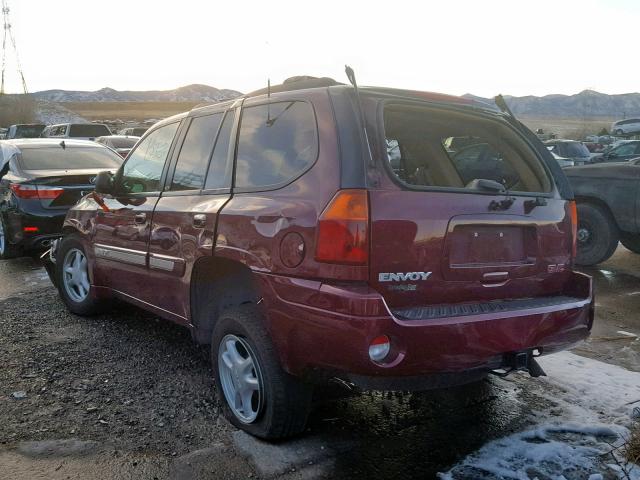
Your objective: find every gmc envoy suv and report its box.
[51,76,594,439]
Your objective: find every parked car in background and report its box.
[119,126,148,137]
[592,140,640,163]
[550,152,574,168]
[50,79,592,440]
[94,135,140,158]
[544,140,592,165]
[7,124,46,139]
[42,123,112,141]
[565,159,640,265]
[0,139,122,259]
[611,118,640,136]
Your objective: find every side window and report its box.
[118,122,179,194]
[204,110,235,190]
[613,143,637,156]
[235,101,317,190]
[171,113,223,191]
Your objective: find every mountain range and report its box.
[464,90,640,119]
[32,84,243,103]
[31,85,640,119]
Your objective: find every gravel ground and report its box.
[0,287,232,456]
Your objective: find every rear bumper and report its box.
[5,209,65,251]
[257,271,593,389]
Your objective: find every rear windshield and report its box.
[110,137,138,148]
[383,104,551,193]
[69,124,111,137]
[19,146,122,170]
[12,125,45,138]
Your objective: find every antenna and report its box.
[1,0,28,95]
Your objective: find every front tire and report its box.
[55,235,102,315]
[621,233,640,254]
[211,305,312,439]
[575,203,619,266]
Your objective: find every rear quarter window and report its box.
[383,104,551,194]
[235,101,317,190]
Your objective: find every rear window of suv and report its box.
[383,104,551,193]
[69,124,111,138]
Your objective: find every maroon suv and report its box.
[52,77,593,439]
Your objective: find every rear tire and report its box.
[575,202,619,266]
[211,304,313,439]
[621,233,640,254]
[55,235,102,315]
[0,215,21,260]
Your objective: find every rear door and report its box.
[369,102,573,310]
[91,121,181,303]
[146,107,236,321]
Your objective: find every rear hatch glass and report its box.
[370,102,572,311]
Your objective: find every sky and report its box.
[2,0,639,97]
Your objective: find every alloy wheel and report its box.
[62,248,90,303]
[218,334,263,424]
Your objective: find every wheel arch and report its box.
[190,256,263,345]
[574,195,620,231]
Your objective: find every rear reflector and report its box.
[10,184,64,200]
[569,200,578,260]
[315,189,369,265]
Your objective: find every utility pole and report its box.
[1,0,28,95]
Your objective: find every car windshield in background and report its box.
[563,142,590,158]
[110,137,138,148]
[384,105,551,193]
[14,125,45,138]
[68,124,111,137]
[18,146,121,170]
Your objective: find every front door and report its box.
[92,121,181,304]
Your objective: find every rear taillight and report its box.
[315,189,369,265]
[10,184,64,200]
[569,200,578,260]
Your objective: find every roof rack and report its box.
[244,76,344,98]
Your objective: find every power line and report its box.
[1,0,28,95]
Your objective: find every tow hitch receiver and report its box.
[490,350,547,378]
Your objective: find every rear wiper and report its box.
[467,179,515,211]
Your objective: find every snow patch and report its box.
[439,352,640,479]
[438,423,638,480]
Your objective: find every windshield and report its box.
[562,142,590,158]
[19,146,122,170]
[13,125,45,138]
[68,124,111,137]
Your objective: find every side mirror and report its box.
[94,171,114,194]
[608,152,617,158]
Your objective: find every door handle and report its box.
[193,214,206,228]
[134,212,147,224]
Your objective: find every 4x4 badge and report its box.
[378,272,432,282]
